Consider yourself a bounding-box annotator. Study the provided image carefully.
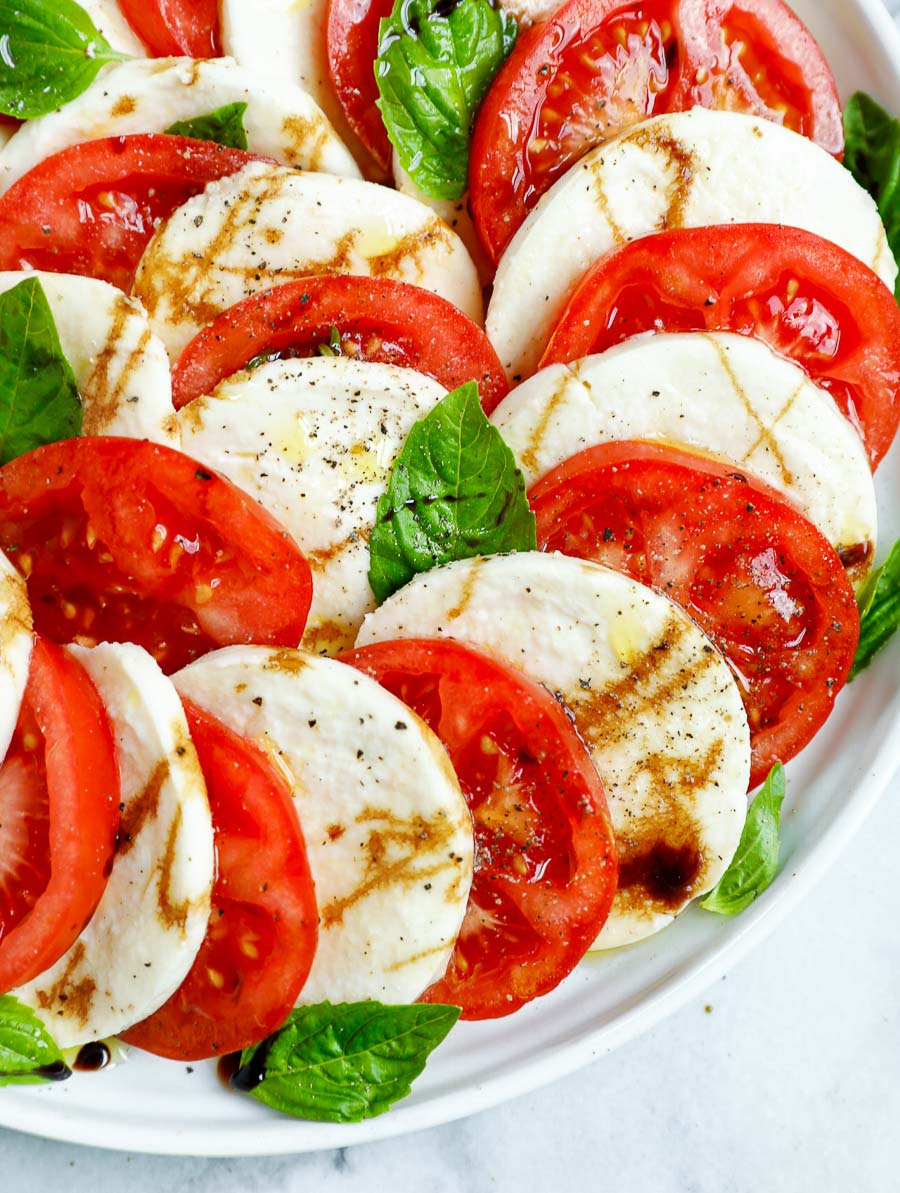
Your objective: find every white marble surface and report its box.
[4,4,900,1189]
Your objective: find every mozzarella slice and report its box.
[178,358,446,654]
[79,0,148,55]
[487,108,897,379]
[0,57,360,194]
[134,161,483,359]
[357,552,751,949]
[0,550,32,765]
[492,331,878,585]
[15,643,214,1048]
[0,272,177,446]
[174,646,474,1004]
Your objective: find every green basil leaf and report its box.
[165,102,250,150]
[234,1001,460,1122]
[0,0,130,119]
[849,538,900,679]
[0,278,82,465]
[316,326,343,357]
[368,380,536,603]
[701,763,786,916]
[375,0,516,201]
[0,994,70,1086]
[844,92,900,301]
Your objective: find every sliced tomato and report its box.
[326,0,394,173]
[342,638,617,1019]
[469,0,842,262]
[122,701,317,1060]
[540,225,900,468]
[0,439,312,675]
[530,441,860,788]
[119,0,221,56]
[0,135,266,291]
[0,637,119,993]
[171,276,510,412]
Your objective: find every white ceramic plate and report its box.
[2,0,899,1156]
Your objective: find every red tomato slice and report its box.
[0,637,119,993]
[171,276,510,413]
[119,0,221,56]
[0,135,266,291]
[122,701,317,1060]
[540,225,900,469]
[0,438,312,675]
[342,638,618,1019]
[469,0,842,262]
[530,441,860,788]
[326,0,394,173]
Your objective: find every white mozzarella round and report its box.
[357,552,751,949]
[79,0,148,55]
[0,57,360,194]
[173,646,474,1004]
[492,331,878,585]
[15,643,214,1048]
[0,549,32,765]
[134,160,483,359]
[487,108,897,379]
[178,357,446,655]
[0,272,178,446]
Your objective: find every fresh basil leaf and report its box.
[375,0,516,201]
[316,326,343,357]
[849,538,900,680]
[368,380,536,603]
[701,763,786,916]
[0,0,130,119]
[234,1001,459,1122]
[0,278,82,465]
[844,92,900,301]
[165,102,250,150]
[0,994,70,1086]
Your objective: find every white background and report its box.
[4,2,900,1188]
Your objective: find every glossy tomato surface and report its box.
[120,0,220,56]
[530,441,860,787]
[0,135,264,291]
[0,637,119,993]
[343,638,618,1019]
[0,439,312,675]
[470,0,842,261]
[326,0,394,172]
[122,702,317,1060]
[171,276,510,412]
[541,224,900,468]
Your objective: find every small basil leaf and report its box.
[0,278,82,465]
[701,763,786,916]
[375,0,516,201]
[0,0,130,120]
[165,102,250,150]
[849,538,900,680]
[843,92,900,301]
[316,326,343,357]
[0,994,70,1086]
[368,380,536,603]
[234,1001,459,1122]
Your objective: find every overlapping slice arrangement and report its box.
[0,0,897,1125]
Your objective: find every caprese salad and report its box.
[0,0,898,1126]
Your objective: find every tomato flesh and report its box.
[530,441,860,787]
[0,638,120,992]
[343,638,618,1019]
[540,225,900,468]
[120,0,221,56]
[0,135,265,291]
[171,276,510,413]
[0,439,312,675]
[122,702,317,1060]
[326,0,394,172]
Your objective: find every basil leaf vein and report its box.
[368,380,536,603]
[701,763,786,917]
[234,1001,460,1122]
[844,91,900,301]
[0,994,70,1086]
[165,102,250,150]
[0,0,130,120]
[375,0,516,201]
[849,538,900,679]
